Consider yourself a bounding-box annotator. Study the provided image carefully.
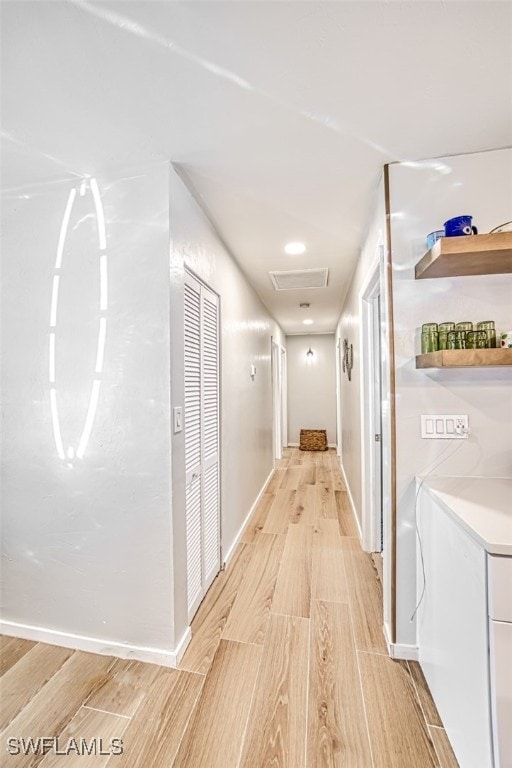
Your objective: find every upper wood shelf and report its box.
[416,348,512,369]
[415,232,512,279]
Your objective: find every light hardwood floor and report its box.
[0,448,459,767]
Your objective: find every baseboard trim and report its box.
[388,642,419,661]
[0,619,182,668]
[221,466,274,568]
[383,621,418,660]
[339,461,363,541]
[173,626,192,665]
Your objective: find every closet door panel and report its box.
[184,271,220,620]
[201,289,220,589]
[184,276,203,619]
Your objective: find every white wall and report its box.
[286,334,336,446]
[336,148,512,651]
[1,162,285,662]
[169,167,285,643]
[1,165,176,659]
[335,179,387,529]
[389,147,512,647]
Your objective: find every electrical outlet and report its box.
[421,415,469,439]
[454,416,469,435]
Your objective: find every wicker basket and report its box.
[299,429,328,451]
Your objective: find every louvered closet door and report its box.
[184,275,203,618]
[201,288,220,591]
[184,271,220,621]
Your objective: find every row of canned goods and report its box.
[421,321,496,353]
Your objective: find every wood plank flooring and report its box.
[0,448,458,767]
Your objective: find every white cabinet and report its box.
[416,488,492,768]
[417,477,512,768]
[488,555,512,768]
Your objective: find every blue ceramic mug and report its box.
[444,215,478,237]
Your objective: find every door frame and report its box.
[335,337,343,459]
[271,338,283,461]
[280,347,287,451]
[360,251,383,553]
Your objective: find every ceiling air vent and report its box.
[268,268,329,291]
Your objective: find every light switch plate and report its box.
[173,406,183,433]
[421,414,469,439]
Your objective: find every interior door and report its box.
[336,339,343,458]
[372,293,384,551]
[184,270,220,621]
[280,348,287,451]
[201,288,220,591]
[271,340,282,460]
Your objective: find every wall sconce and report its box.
[306,347,314,358]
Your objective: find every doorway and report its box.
[184,269,221,622]
[280,348,287,451]
[336,338,343,460]
[271,339,286,461]
[361,255,384,553]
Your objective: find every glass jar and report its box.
[439,322,455,332]
[447,330,466,349]
[422,323,438,332]
[421,331,439,353]
[456,321,473,332]
[438,331,449,350]
[477,321,496,348]
[466,330,488,349]
[446,331,457,350]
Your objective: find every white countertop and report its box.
[419,476,512,556]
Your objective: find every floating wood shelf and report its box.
[416,349,512,369]
[415,232,512,279]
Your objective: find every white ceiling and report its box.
[2,1,511,333]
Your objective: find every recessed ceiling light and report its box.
[284,241,306,255]
[303,319,313,325]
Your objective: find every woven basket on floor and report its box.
[299,429,328,451]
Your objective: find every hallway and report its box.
[1,449,458,767]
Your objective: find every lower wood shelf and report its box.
[416,348,512,368]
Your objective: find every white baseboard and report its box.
[0,619,188,669]
[339,461,363,541]
[383,621,419,660]
[173,626,192,665]
[389,643,419,661]
[221,466,274,568]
